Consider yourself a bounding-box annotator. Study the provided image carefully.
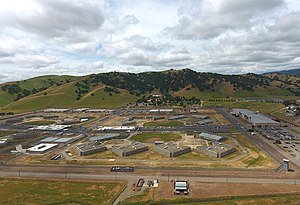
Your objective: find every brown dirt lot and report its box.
[189,182,300,199]
[126,181,300,203]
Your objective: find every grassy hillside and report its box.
[0,75,79,107]
[0,69,299,113]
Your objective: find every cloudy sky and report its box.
[0,0,300,83]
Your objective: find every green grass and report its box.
[143,121,184,127]
[0,178,125,205]
[1,83,138,113]
[0,75,79,108]
[74,87,138,108]
[244,156,264,168]
[131,132,182,142]
[0,91,15,107]
[0,130,16,137]
[123,193,300,205]
[22,120,56,126]
[176,151,216,161]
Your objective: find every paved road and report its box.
[216,108,299,168]
[0,170,299,185]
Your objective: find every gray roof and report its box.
[89,134,118,141]
[232,109,279,125]
[168,115,186,120]
[54,138,73,143]
[40,137,58,142]
[155,143,190,153]
[114,141,147,152]
[192,115,209,119]
[199,133,224,141]
[76,144,106,152]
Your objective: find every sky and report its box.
[0,0,300,83]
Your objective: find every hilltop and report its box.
[264,68,300,76]
[0,69,299,113]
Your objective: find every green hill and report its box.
[0,69,299,113]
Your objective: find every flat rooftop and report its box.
[114,141,147,152]
[43,108,70,112]
[89,134,118,141]
[232,109,279,124]
[27,143,58,152]
[96,126,136,131]
[76,144,106,152]
[199,133,224,141]
[30,125,71,131]
[155,143,190,153]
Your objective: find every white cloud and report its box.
[0,0,300,83]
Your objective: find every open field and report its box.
[122,181,300,205]
[0,178,125,205]
[143,121,184,127]
[204,101,285,114]
[22,120,56,126]
[131,132,182,143]
[0,130,16,137]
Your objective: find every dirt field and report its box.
[123,181,300,204]
[102,116,127,126]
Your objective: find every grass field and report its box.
[0,178,125,205]
[131,132,182,143]
[143,121,184,127]
[1,83,138,113]
[0,130,16,137]
[123,193,300,205]
[22,120,56,126]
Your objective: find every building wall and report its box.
[196,146,236,158]
[196,147,218,158]
[112,146,125,156]
[171,147,191,157]
[153,146,171,157]
[218,147,236,158]
[123,146,148,156]
[154,145,191,157]
[76,146,107,156]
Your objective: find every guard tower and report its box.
[283,159,289,172]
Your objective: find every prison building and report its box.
[196,142,235,158]
[6,118,23,123]
[75,144,107,156]
[43,108,70,113]
[149,109,174,114]
[198,133,225,142]
[197,119,213,125]
[231,109,280,127]
[89,134,118,143]
[0,138,8,147]
[168,115,186,120]
[192,115,209,119]
[112,141,148,157]
[152,116,164,120]
[27,143,58,154]
[13,132,38,140]
[154,142,191,157]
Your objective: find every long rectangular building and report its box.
[231,108,280,127]
[196,142,235,158]
[112,141,148,157]
[199,133,225,142]
[154,142,191,157]
[76,144,107,156]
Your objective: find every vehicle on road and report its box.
[110,166,134,172]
